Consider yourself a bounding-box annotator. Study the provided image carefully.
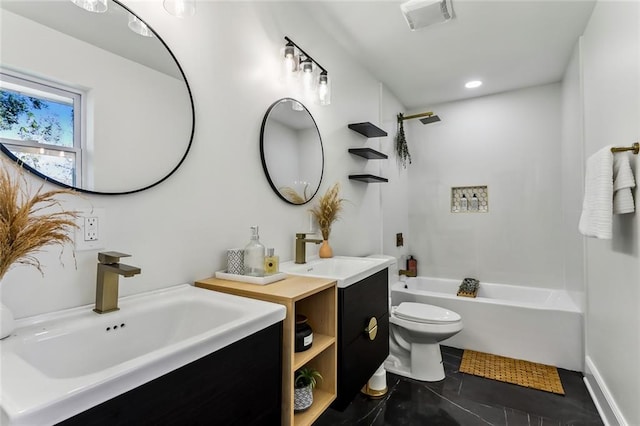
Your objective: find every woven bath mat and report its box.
[459,350,565,395]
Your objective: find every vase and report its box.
[319,240,333,258]
[293,385,314,412]
[0,279,15,340]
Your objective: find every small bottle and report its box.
[460,194,468,211]
[470,193,479,211]
[407,255,417,275]
[244,226,265,276]
[264,248,279,274]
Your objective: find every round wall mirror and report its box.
[260,98,324,205]
[0,0,194,195]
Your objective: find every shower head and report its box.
[419,115,441,124]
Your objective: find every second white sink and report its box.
[280,256,393,288]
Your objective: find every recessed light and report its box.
[465,80,483,89]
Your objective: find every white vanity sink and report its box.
[280,255,393,288]
[0,284,285,426]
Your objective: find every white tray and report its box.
[214,270,287,285]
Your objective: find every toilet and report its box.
[378,256,463,382]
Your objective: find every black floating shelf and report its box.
[349,174,389,183]
[348,148,388,160]
[348,122,388,138]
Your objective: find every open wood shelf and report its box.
[349,174,389,183]
[294,388,334,425]
[294,334,334,370]
[348,122,388,138]
[195,275,337,426]
[348,148,388,160]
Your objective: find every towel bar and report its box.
[611,142,639,155]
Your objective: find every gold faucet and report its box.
[399,269,417,277]
[295,233,323,264]
[94,251,141,314]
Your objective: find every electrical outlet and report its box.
[75,208,106,251]
[396,233,404,247]
[84,217,98,241]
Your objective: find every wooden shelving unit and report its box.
[195,275,337,426]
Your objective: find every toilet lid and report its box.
[394,302,461,324]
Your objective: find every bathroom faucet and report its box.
[94,251,141,314]
[295,233,323,264]
[399,269,417,277]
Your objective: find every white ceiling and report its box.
[302,0,597,110]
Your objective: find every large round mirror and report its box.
[0,0,194,194]
[260,99,324,205]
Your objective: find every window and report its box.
[0,70,82,186]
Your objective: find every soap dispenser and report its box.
[244,226,265,276]
[460,194,468,211]
[470,193,479,211]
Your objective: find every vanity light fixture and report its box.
[282,36,331,106]
[163,0,196,18]
[70,0,107,13]
[128,13,154,37]
[465,80,483,89]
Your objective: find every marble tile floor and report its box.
[315,346,603,426]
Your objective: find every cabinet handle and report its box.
[365,317,378,341]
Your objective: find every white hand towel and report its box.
[612,153,636,214]
[579,146,614,239]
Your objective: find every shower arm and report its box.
[398,111,435,122]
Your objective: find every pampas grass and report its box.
[279,184,310,204]
[309,183,345,240]
[0,159,79,280]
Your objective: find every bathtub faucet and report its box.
[94,251,141,314]
[399,269,417,277]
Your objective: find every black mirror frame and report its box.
[259,98,324,206]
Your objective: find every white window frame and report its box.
[0,69,83,187]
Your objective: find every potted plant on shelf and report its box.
[294,367,323,412]
[0,159,79,339]
[309,182,345,258]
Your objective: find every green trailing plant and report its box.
[294,367,323,389]
[395,113,411,169]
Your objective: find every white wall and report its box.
[560,41,586,310]
[405,84,564,288]
[0,1,403,319]
[580,1,640,425]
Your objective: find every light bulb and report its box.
[163,0,196,18]
[70,0,107,13]
[318,72,331,106]
[283,43,297,73]
[301,58,314,91]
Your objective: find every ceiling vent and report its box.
[400,0,454,30]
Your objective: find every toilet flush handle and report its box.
[365,317,378,341]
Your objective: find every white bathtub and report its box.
[391,277,584,371]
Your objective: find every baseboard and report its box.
[584,356,627,426]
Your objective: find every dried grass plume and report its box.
[309,183,345,240]
[0,159,80,280]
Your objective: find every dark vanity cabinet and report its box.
[58,323,282,426]
[333,268,389,410]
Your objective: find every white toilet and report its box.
[382,257,463,382]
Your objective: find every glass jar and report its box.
[295,314,313,352]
